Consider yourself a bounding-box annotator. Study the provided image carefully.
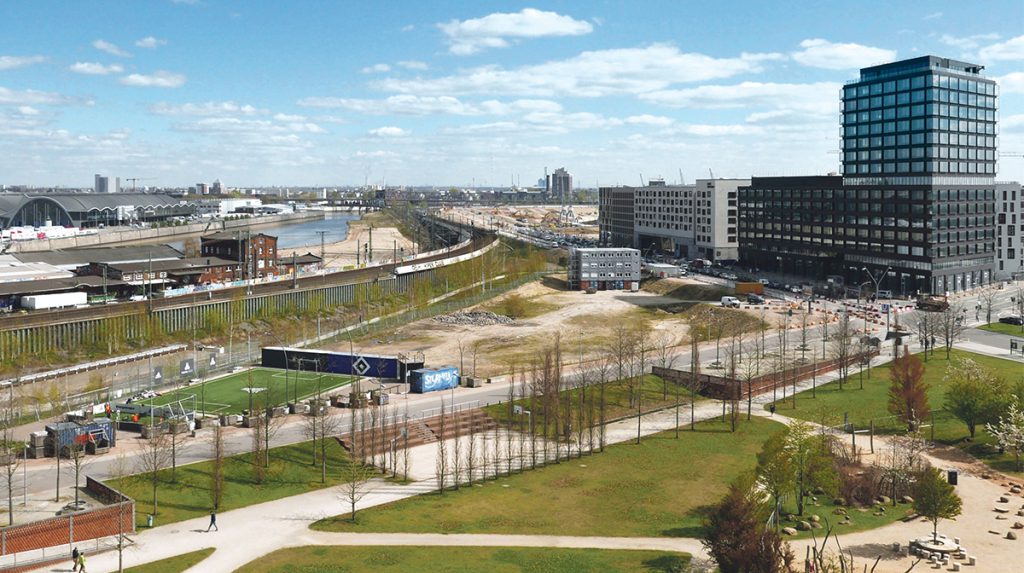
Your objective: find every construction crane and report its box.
[124,177,154,192]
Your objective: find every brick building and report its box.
[200,231,279,279]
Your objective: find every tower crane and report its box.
[124,177,155,192]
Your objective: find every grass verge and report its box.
[313,417,782,538]
[108,439,352,528]
[124,548,215,573]
[768,349,1024,475]
[978,322,1024,336]
[234,546,690,573]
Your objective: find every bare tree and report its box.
[877,432,928,506]
[517,370,529,469]
[108,451,132,573]
[341,459,374,522]
[633,320,651,444]
[209,423,225,511]
[689,323,703,431]
[434,397,448,492]
[655,332,677,399]
[64,437,91,508]
[401,403,411,481]
[451,402,462,489]
[466,404,477,485]
[249,403,268,483]
[979,288,997,325]
[830,310,854,389]
[135,431,172,517]
[939,303,966,359]
[0,383,21,526]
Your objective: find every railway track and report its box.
[0,234,493,331]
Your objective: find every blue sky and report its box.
[2,0,1023,187]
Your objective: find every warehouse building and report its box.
[0,193,192,229]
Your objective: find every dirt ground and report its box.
[331,279,697,378]
[279,220,415,269]
[445,205,599,236]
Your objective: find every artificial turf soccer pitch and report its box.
[142,367,355,415]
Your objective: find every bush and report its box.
[501,293,528,318]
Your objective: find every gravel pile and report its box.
[434,311,514,326]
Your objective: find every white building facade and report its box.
[996,181,1023,281]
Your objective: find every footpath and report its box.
[36,331,1024,572]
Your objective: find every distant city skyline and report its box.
[1,1,1023,187]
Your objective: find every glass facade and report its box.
[841,56,997,183]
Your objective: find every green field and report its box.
[109,439,354,528]
[125,548,215,573]
[140,367,354,415]
[314,417,782,538]
[235,546,690,573]
[979,322,1024,336]
[768,349,1024,474]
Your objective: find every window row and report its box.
[843,162,996,175]
[845,147,996,162]
[844,90,996,111]
[844,116,996,136]
[844,133,996,149]
[844,105,996,124]
[845,75,995,98]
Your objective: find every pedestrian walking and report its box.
[207,510,218,532]
[71,547,80,571]
[76,553,86,573]
[769,404,776,416]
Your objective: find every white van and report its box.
[721,296,741,308]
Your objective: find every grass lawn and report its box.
[978,322,1024,337]
[235,546,690,573]
[138,367,353,416]
[768,349,1024,475]
[313,417,782,538]
[108,438,353,528]
[483,373,702,428]
[124,548,215,573]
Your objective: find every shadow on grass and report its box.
[642,554,691,572]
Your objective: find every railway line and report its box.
[0,233,493,332]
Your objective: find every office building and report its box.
[212,179,225,195]
[94,174,120,194]
[547,167,572,203]
[599,178,747,262]
[739,55,998,295]
[567,247,640,291]
[996,181,1023,280]
[598,185,636,247]
[200,231,279,279]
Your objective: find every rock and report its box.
[833,498,846,506]
[813,487,826,495]
[997,515,1008,520]
[810,514,821,523]
[1011,486,1022,494]
[782,527,798,536]
[996,507,1010,513]
[983,473,994,480]
[877,495,892,504]
[786,514,798,522]
[1017,510,1024,517]
[834,508,848,516]
[1000,496,1011,503]
[900,495,914,504]
[433,311,514,326]
[1009,531,1018,540]
[810,521,823,529]
[1013,522,1024,530]
[796,521,812,531]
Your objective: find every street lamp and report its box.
[862,266,892,335]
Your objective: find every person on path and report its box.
[207,510,218,532]
[76,553,86,573]
[769,404,776,416]
[71,547,80,571]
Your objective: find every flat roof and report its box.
[99,256,238,274]
[202,231,277,241]
[0,275,128,297]
[14,244,183,268]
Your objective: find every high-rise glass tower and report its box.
[839,56,998,294]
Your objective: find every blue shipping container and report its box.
[409,366,459,394]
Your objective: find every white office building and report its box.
[996,181,1023,281]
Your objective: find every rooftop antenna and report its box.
[639,173,644,187]
[708,168,714,179]
[678,169,685,185]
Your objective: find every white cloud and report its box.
[92,39,131,58]
[792,39,895,70]
[939,33,1000,52]
[360,63,391,74]
[17,106,40,116]
[923,12,943,20]
[176,117,324,134]
[150,101,265,116]
[1001,114,1024,131]
[0,55,47,71]
[373,44,781,97]
[979,35,1024,61]
[120,70,186,88]
[0,86,80,106]
[69,62,124,75]
[997,72,1024,94]
[641,81,840,116]
[677,124,763,136]
[401,24,415,32]
[135,36,167,49]
[297,94,562,117]
[625,114,674,126]
[397,60,428,70]
[368,126,409,137]
[439,8,593,55]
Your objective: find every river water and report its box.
[169,212,360,252]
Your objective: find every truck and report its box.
[916,295,950,312]
[409,366,460,394]
[734,282,765,295]
[20,291,88,310]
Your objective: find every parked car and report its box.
[721,296,741,308]
[746,293,765,304]
[998,315,1024,326]
[758,278,770,285]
